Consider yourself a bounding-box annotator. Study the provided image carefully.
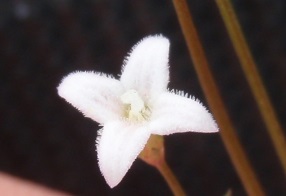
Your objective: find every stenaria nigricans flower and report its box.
[57,35,218,188]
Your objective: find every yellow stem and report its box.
[172,0,265,195]
[139,135,186,196]
[215,0,286,176]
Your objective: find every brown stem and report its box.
[215,0,286,176]
[155,159,186,196]
[171,0,265,195]
[139,135,186,196]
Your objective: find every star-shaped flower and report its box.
[57,35,218,188]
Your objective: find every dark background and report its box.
[1,0,286,195]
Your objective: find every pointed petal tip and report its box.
[99,169,121,189]
[57,71,91,98]
[150,92,220,135]
[131,35,170,55]
[124,34,170,66]
[57,71,80,100]
[120,34,170,98]
[97,121,151,188]
[139,34,170,44]
[57,71,124,123]
[205,117,219,133]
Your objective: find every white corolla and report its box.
[57,35,218,188]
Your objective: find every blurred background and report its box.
[0,0,286,195]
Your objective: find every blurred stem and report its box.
[156,158,185,196]
[216,0,286,176]
[139,135,186,196]
[172,0,265,195]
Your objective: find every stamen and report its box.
[120,89,150,121]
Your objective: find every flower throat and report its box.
[120,89,150,121]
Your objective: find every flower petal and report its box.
[97,121,150,188]
[57,71,124,124]
[149,92,218,135]
[120,35,170,99]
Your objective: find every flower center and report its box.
[120,89,150,121]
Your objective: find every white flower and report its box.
[57,35,218,188]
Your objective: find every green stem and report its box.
[216,0,286,176]
[171,0,265,195]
